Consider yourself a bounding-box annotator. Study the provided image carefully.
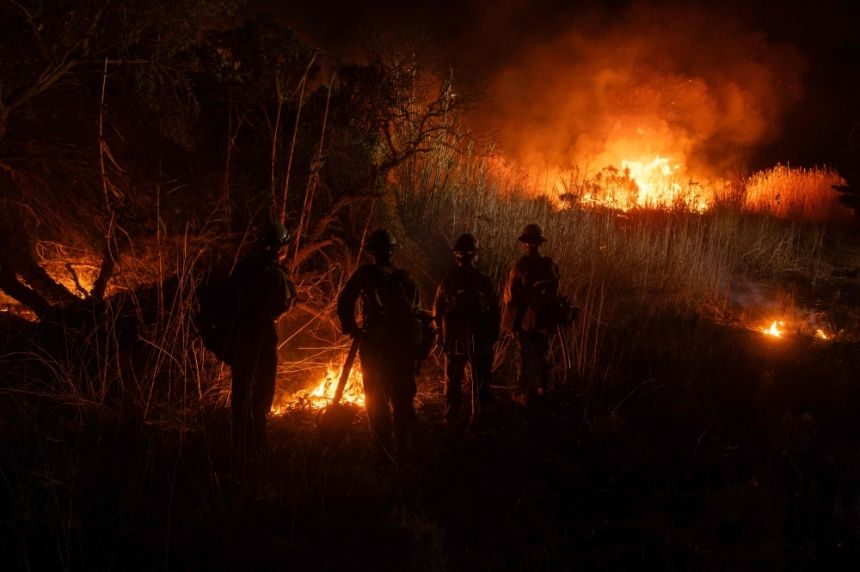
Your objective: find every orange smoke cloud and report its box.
[477,1,808,180]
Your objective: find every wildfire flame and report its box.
[757,319,836,342]
[761,320,785,338]
[271,361,365,414]
[622,157,694,208]
[544,154,713,212]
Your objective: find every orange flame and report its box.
[761,320,785,338]
[271,361,365,414]
[599,155,708,211]
[539,153,713,211]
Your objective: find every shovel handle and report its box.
[332,336,361,405]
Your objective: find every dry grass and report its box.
[742,164,851,223]
[388,146,846,385]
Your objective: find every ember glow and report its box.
[271,361,365,414]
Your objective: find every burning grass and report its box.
[743,165,851,223]
[551,161,846,220]
[756,317,838,342]
[762,320,787,338]
[272,361,365,413]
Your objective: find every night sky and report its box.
[247,0,860,173]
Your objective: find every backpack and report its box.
[193,276,240,364]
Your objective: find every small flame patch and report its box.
[271,361,365,415]
[761,320,785,338]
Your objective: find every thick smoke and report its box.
[474,1,808,177]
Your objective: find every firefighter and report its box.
[229,222,296,459]
[433,233,500,427]
[502,223,560,407]
[336,229,423,452]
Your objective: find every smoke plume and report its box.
[473,1,808,178]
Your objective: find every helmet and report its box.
[452,233,479,253]
[364,228,399,252]
[261,222,290,246]
[517,223,546,244]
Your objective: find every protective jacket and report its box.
[228,249,295,457]
[433,264,500,354]
[336,262,422,352]
[502,253,560,334]
[336,261,422,449]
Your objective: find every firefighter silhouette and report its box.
[433,233,500,426]
[229,223,296,459]
[502,224,560,407]
[336,229,423,452]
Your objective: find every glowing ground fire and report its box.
[757,320,834,341]
[271,362,365,414]
[761,320,785,338]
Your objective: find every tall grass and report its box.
[743,165,850,223]
[389,147,842,385]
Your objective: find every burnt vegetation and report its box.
[2,2,860,571]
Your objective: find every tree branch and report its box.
[0,261,50,317]
[0,6,105,141]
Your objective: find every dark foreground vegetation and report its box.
[2,2,860,570]
[4,306,860,571]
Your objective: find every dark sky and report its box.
[246,0,860,172]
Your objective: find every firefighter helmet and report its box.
[517,223,546,244]
[453,233,479,253]
[261,222,290,246]
[364,228,399,252]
